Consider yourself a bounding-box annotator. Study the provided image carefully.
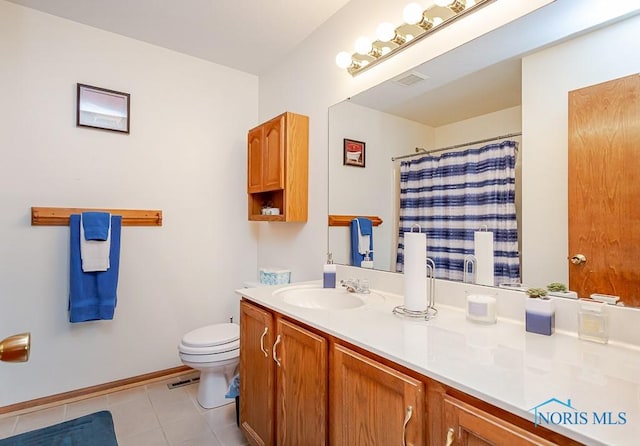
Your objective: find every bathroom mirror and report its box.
[328,2,640,304]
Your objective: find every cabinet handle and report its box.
[445,427,455,446]
[259,327,269,357]
[272,334,282,367]
[402,405,413,446]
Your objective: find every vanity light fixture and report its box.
[335,0,493,76]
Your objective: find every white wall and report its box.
[328,101,433,270]
[521,13,640,286]
[434,106,522,147]
[0,1,258,406]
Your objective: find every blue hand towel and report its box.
[82,212,111,241]
[69,214,122,323]
[350,217,373,266]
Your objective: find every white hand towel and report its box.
[80,214,111,272]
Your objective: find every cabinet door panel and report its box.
[240,301,275,446]
[444,395,555,446]
[262,116,285,191]
[331,344,425,446]
[247,127,264,193]
[276,318,327,446]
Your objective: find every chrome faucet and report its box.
[340,278,370,294]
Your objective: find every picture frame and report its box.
[343,138,366,167]
[77,83,130,133]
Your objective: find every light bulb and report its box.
[335,51,352,69]
[376,22,396,42]
[433,16,443,26]
[403,2,424,25]
[466,0,476,6]
[434,0,451,6]
[380,46,392,55]
[354,36,372,55]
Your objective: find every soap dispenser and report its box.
[361,250,374,269]
[323,253,336,288]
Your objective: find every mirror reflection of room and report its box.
[328,10,640,306]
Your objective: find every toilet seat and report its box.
[179,339,239,356]
[182,323,239,348]
[178,323,240,356]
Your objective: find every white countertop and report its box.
[236,281,640,446]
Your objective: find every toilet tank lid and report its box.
[182,323,239,348]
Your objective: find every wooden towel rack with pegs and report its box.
[31,207,163,227]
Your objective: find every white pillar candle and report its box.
[474,230,494,286]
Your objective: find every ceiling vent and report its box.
[393,71,429,87]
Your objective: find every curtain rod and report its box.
[391,132,522,161]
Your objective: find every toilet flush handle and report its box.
[260,327,269,357]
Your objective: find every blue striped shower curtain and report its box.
[396,140,520,284]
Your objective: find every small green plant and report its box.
[547,282,567,292]
[525,287,548,298]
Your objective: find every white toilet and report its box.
[178,323,240,409]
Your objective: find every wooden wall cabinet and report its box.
[330,344,425,446]
[247,112,309,222]
[239,301,327,446]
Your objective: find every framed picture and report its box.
[77,83,130,133]
[343,138,366,167]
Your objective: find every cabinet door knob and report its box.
[260,327,269,357]
[272,334,282,367]
[402,405,413,446]
[446,427,455,446]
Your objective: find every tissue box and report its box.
[259,268,291,285]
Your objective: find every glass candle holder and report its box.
[578,300,609,344]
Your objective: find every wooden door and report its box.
[275,318,327,446]
[262,115,285,192]
[443,395,554,446]
[568,73,640,305]
[239,301,275,446]
[330,344,425,446]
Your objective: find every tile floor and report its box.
[0,372,248,446]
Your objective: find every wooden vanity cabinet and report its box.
[239,300,275,445]
[443,395,558,446]
[247,112,308,222]
[275,318,327,445]
[239,300,327,446]
[240,299,578,446]
[330,344,426,446]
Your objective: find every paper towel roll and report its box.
[474,230,494,286]
[403,231,428,311]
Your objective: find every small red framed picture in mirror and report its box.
[343,138,365,167]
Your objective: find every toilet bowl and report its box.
[178,323,240,409]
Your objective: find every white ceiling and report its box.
[7,0,351,75]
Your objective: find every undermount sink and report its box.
[273,285,381,310]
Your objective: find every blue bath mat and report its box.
[0,410,117,445]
